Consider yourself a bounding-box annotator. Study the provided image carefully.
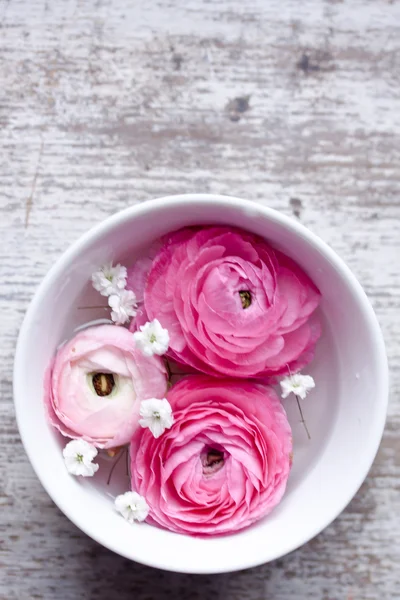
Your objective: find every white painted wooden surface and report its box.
[1,0,399,598]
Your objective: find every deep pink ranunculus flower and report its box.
[128,227,321,379]
[130,376,293,535]
[44,325,167,449]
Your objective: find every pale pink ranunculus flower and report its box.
[130,376,293,536]
[44,325,167,449]
[128,227,321,379]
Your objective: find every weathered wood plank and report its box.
[1,0,399,598]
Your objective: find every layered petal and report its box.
[130,376,293,535]
[137,226,321,379]
[44,325,168,448]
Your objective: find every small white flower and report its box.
[139,398,174,438]
[280,373,316,400]
[133,319,169,357]
[108,290,137,325]
[114,491,149,523]
[92,263,127,297]
[63,439,99,477]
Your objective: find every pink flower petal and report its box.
[44,325,167,448]
[141,226,321,379]
[130,376,292,535]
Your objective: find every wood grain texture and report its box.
[1,0,399,598]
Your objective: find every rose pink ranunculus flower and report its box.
[130,376,293,536]
[128,227,321,379]
[44,325,167,449]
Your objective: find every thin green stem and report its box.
[78,306,109,310]
[125,448,130,477]
[106,449,125,485]
[165,360,172,382]
[296,395,311,440]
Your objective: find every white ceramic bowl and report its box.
[14,194,388,574]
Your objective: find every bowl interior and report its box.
[14,195,387,573]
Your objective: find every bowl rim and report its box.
[13,193,389,573]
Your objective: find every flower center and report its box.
[150,334,157,343]
[239,290,252,309]
[201,447,225,477]
[76,453,83,463]
[92,373,115,397]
